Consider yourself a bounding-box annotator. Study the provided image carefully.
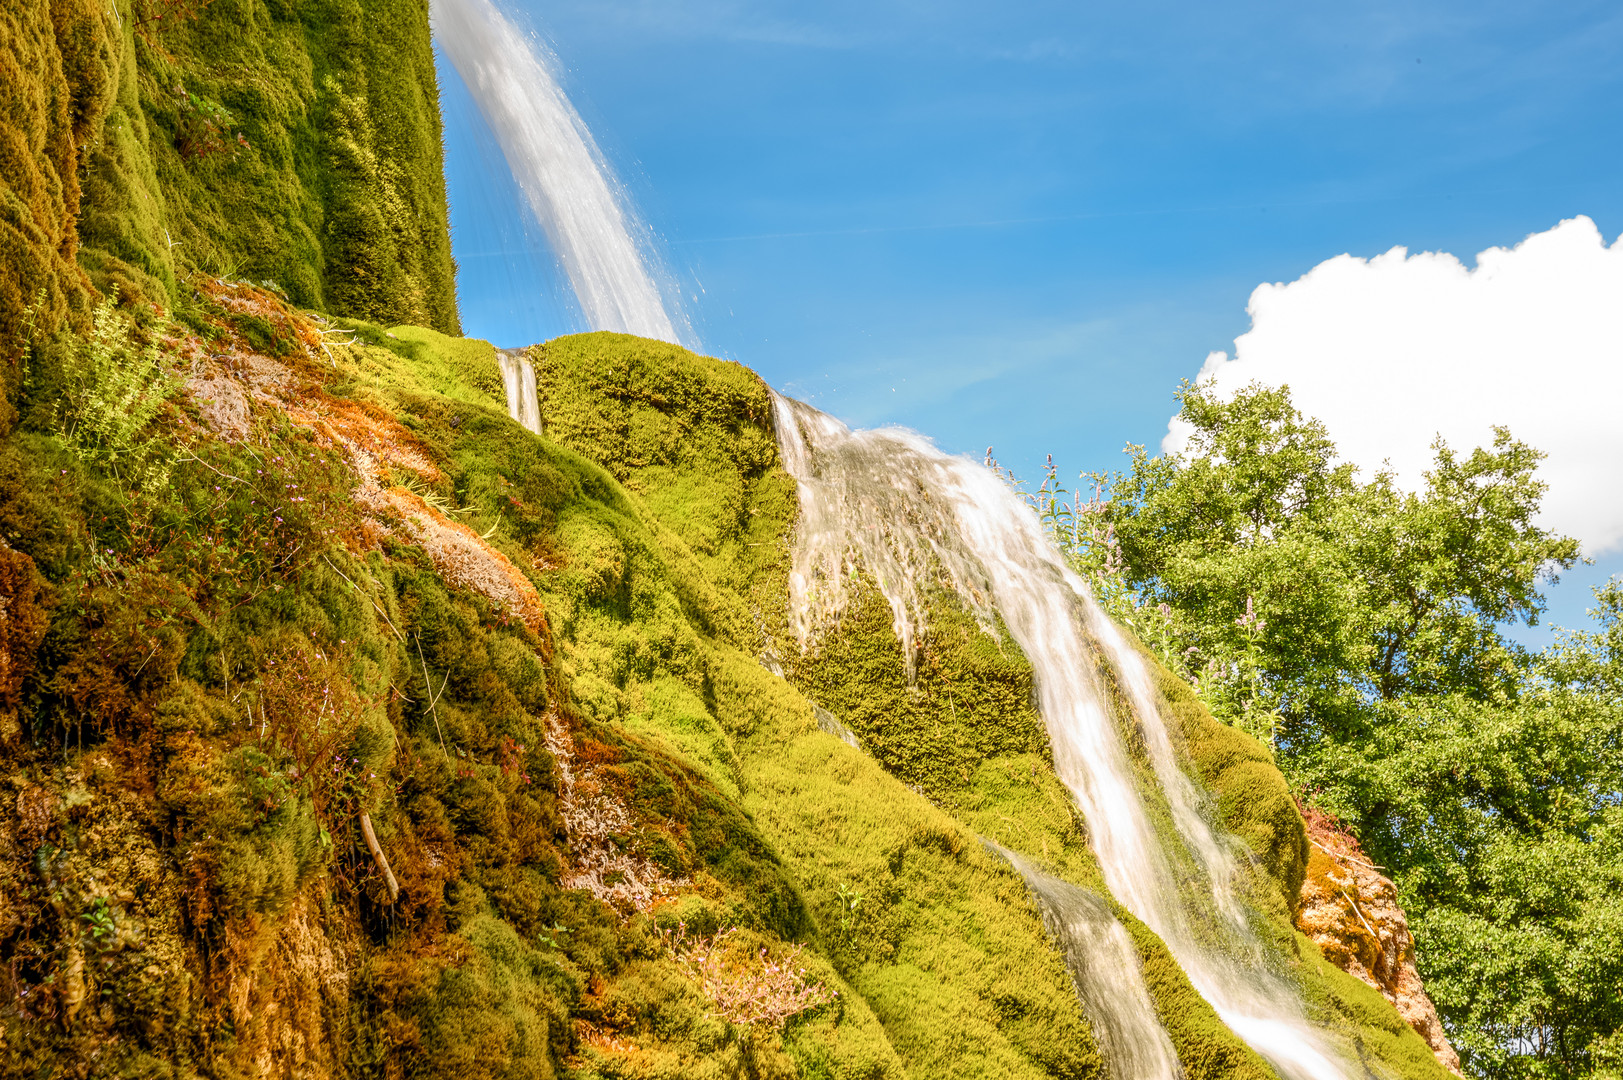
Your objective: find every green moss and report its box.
[1296,933,1456,1080]
[498,332,1106,1078]
[960,753,1103,893]
[3,0,459,439]
[390,323,508,405]
[737,710,1103,1080]
[0,0,103,400]
[790,578,1049,805]
[75,3,175,311]
[133,0,460,330]
[405,914,574,1079]
[623,675,744,801]
[528,332,783,592]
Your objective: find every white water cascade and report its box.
[772,393,1351,1080]
[431,0,690,345]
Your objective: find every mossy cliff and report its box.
[0,283,1463,1076]
[1,0,457,389]
[0,292,1111,1075]
[1,5,1463,1077]
[785,567,1453,1080]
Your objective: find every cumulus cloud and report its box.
[1165,216,1623,555]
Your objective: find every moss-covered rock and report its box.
[0,292,1471,1077]
[0,0,104,398]
[0,0,458,421]
[75,3,175,313]
[790,578,1049,805]
[500,331,1105,1078]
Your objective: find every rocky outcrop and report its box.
[1295,804,1461,1074]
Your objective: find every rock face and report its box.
[1296,804,1462,1075]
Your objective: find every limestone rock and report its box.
[1296,806,1461,1074]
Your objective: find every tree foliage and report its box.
[1034,380,1620,1080]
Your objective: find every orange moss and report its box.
[295,397,444,482]
[49,569,196,738]
[367,486,545,635]
[576,1017,642,1054]
[194,276,331,360]
[174,293,544,635]
[211,891,353,1080]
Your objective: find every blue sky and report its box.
[435,0,1623,640]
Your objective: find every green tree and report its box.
[1081,382,1577,741]
[1332,586,1623,1079]
[1039,380,1618,1080]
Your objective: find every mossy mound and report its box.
[511,329,1105,1079]
[0,284,1115,1077]
[781,566,1281,1080]
[789,579,1051,806]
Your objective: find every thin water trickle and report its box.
[991,843,1184,1080]
[431,0,692,346]
[497,348,541,434]
[772,392,1350,1080]
[813,704,864,750]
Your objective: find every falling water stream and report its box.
[994,843,1184,1080]
[431,0,690,345]
[497,348,541,435]
[771,393,1351,1080]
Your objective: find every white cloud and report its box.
[1165,216,1623,556]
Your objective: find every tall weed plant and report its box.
[49,294,182,491]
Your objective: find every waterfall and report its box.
[993,844,1183,1080]
[772,392,1350,1080]
[431,0,691,346]
[498,348,541,434]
